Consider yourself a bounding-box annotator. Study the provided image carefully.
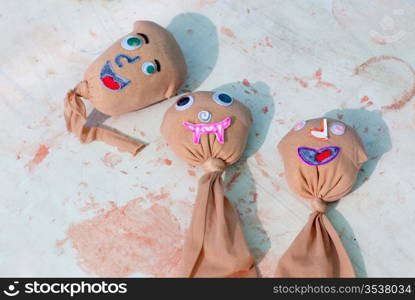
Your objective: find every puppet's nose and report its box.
[115,54,140,68]
[309,118,329,140]
[198,111,211,122]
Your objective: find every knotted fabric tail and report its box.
[180,170,256,277]
[64,81,145,155]
[275,211,356,277]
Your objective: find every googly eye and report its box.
[175,95,194,111]
[212,92,234,106]
[293,120,306,131]
[330,122,346,135]
[142,62,156,75]
[121,36,143,50]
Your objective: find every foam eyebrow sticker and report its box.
[330,122,346,135]
[293,120,306,131]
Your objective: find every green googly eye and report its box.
[121,36,143,50]
[142,62,156,75]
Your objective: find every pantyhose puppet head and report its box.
[64,21,187,154]
[85,21,187,116]
[279,117,368,211]
[161,91,256,277]
[161,91,252,168]
[276,117,368,277]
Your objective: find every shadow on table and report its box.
[324,108,392,277]
[214,81,275,276]
[324,108,392,192]
[168,13,218,92]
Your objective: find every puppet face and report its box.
[84,21,187,116]
[278,118,367,201]
[161,91,252,166]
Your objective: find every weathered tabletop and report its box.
[1,0,414,277]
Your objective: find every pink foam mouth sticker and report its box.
[183,117,232,144]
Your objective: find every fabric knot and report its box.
[202,158,226,173]
[75,80,89,98]
[311,198,326,213]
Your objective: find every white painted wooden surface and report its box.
[1,0,414,277]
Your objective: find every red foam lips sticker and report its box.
[102,76,120,90]
[315,149,332,162]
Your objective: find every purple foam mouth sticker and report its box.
[100,61,131,91]
[298,146,340,166]
[183,117,232,144]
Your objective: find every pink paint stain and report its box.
[249,192,258,204]
[163,159,172,166]
[146,191,170,201]
[371,35,387,45]
[56,238,68,248]
[187,169,196,177]
[272,182,281,192]
[242,79,250,87]
[360,96,369,103]
[260,169,270,178]
[65,199,182,277]
[314,68,322,80]
[264,36,273,48]
[225,172,241,190]
[354,56,415,111]
[154,158,173,166]
[25,144,49,171]
[241,78,258,94]
[80,198,100,213]
[196,0,218,9]
[254,37,274,48]
[221,27,235,38]
[293,77,308,88]
[288,68,341,92]
[254,152,267,167]
[101,152,122,168]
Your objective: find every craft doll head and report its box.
[160,91,256,277]
[84,20,187,116]
[275,117,368,278]
[64,20,187,155]
[161,91,252,167]
[278,117,368,211]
